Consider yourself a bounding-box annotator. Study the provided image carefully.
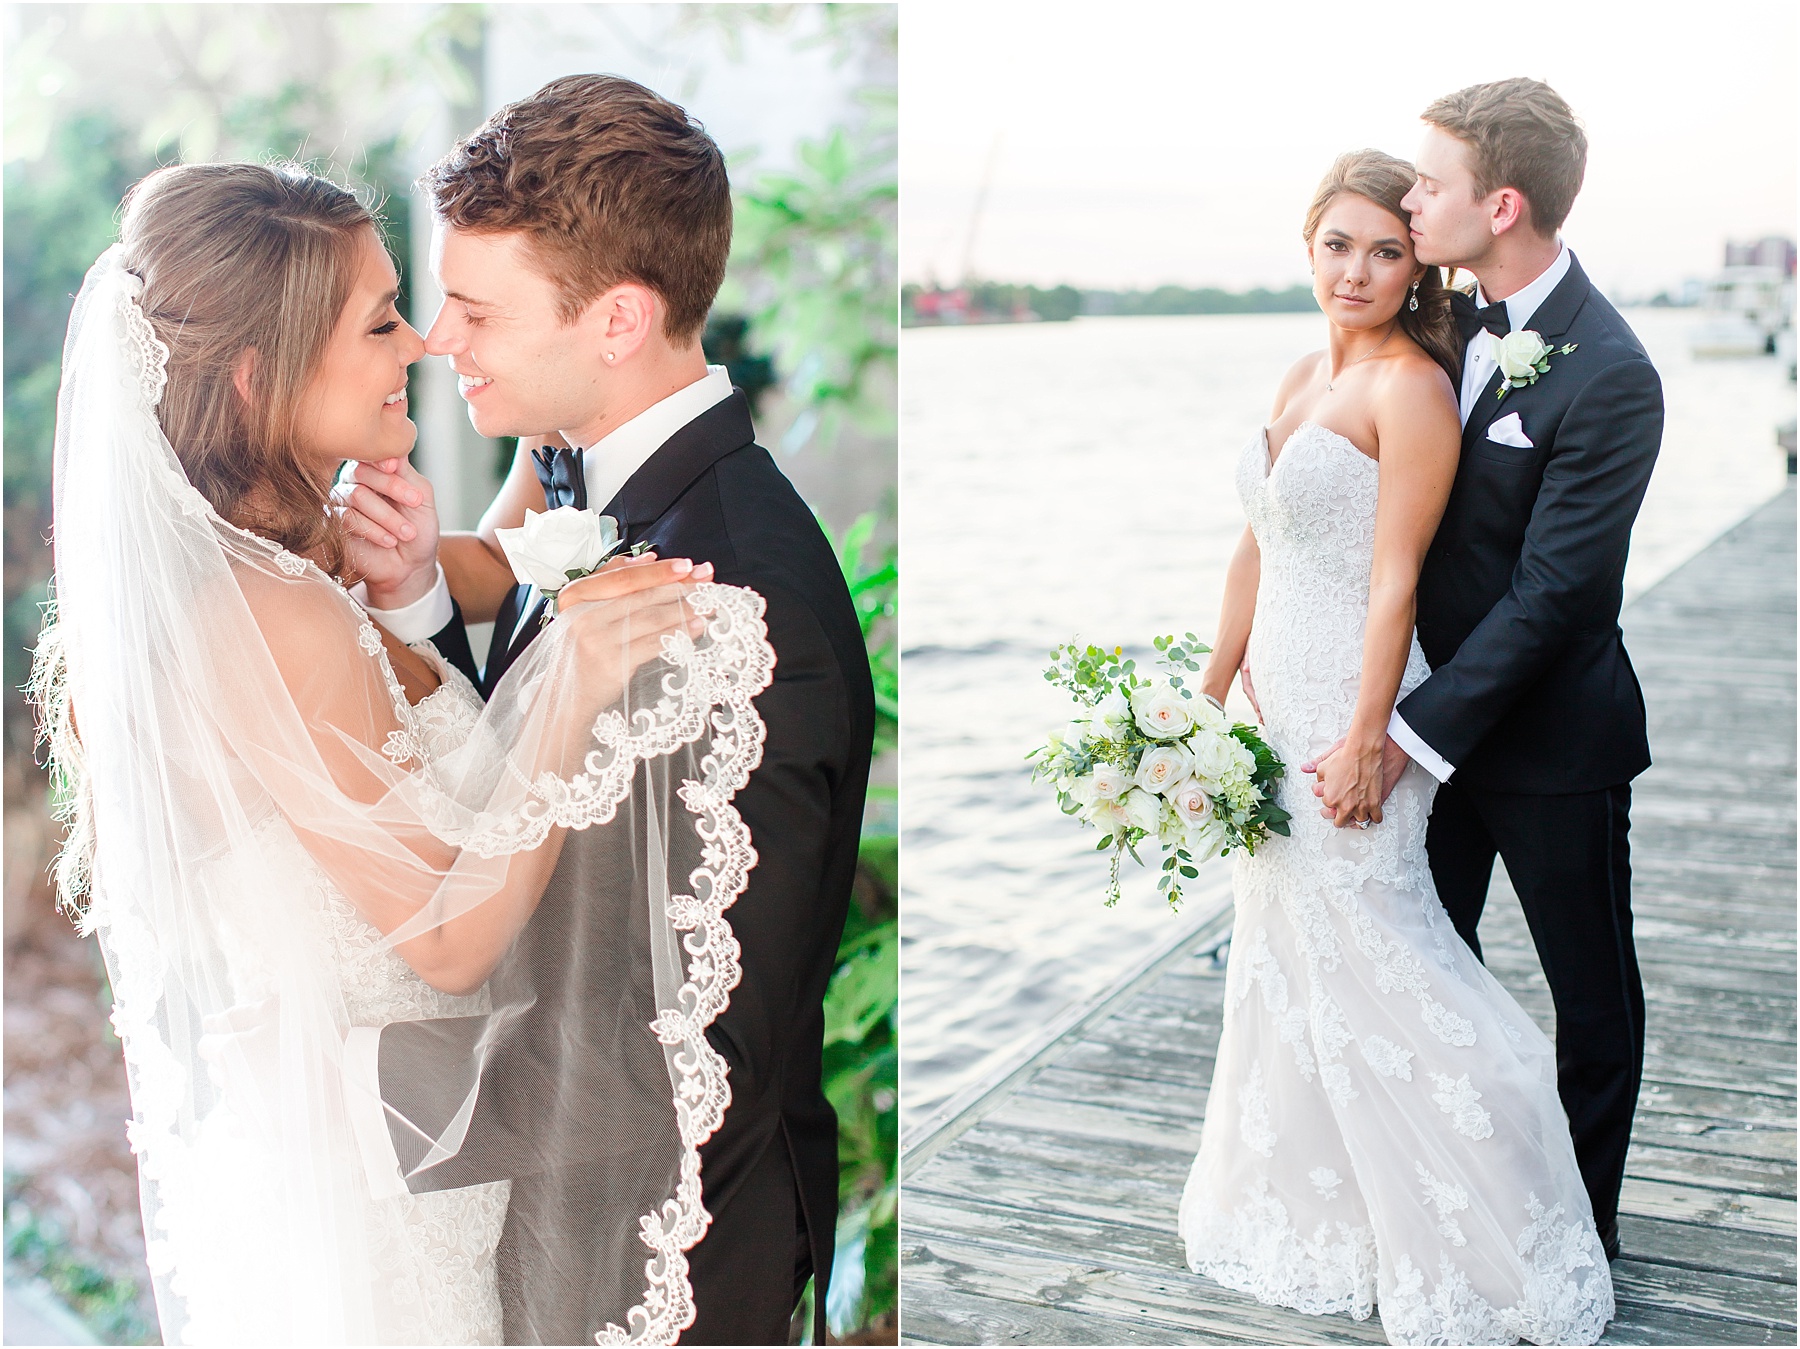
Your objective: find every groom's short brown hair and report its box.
[1422,78,1586,237]
[424,74,731,343]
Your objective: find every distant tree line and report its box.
[903,281,1318,326]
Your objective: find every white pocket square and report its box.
[1486,412,1534,449]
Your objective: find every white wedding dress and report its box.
[1177,424,1614,1345]
[100,638,510,1346]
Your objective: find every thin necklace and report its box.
[1324,325,1396,391]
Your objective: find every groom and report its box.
[1311,78,1663,1261]
[344,74,873,1343]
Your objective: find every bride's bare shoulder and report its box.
[1378,345,1457,413]
[231,560,364,656]
[1270,350,1325,418]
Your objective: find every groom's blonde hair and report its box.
[424,74,731,344]
[1422,79,1587,237]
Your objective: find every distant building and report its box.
[1724,237,1797,275]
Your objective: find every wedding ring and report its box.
[1354,817,1372,830]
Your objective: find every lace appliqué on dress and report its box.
[1179,424,1614,1346]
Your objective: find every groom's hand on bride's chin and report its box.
[336,457,440,603]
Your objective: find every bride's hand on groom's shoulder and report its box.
[557,553,714,606]
[335,457,440,605]
[554,555,715,703]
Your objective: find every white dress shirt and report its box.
[344,365,734,1197]
[362,364,734,645]
[1387,244,1570,783]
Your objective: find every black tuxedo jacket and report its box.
[1397,254,1664,794]
[388,390,874,1342]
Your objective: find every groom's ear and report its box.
[587,282,664,363]
[1487,186,1530,238]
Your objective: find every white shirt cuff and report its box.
[352,564,454,645]
[1388,709,1456,783]
[343,1026,409,1201]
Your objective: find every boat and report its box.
[1691,238,1794,359]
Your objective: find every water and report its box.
[899,308,1792,1136]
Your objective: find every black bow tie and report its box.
[530,444,587,510]
[1452,290,1511,342]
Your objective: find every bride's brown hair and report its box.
[120,161,380,578]
[1303,150,1463,386]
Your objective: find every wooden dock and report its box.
[900,485,1798,1346]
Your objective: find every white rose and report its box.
[1090,763,1133,800]
[1130,680,1194,739]
[1190,695,1229,733]
[494,506,621,593]
[1091,688,1133,741]
[1135,744,1193,796]
[1167,777,1214,828]
[1183,815,1227,862]
[1081,796,1132,835]
[1188,729,1238,784]
[1121,788,1164,835]
[1496,329,1550,383]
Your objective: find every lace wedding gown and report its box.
[1177,424,1614,1345]
[100,632,509,1346]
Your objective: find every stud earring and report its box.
[1408,282,1420,313]
[605,351,616,362]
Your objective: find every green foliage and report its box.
[724,93,897,455]
[901,281,1081,325]
[805,514,899,1341]
[1086,283,1320,316]
[5,1187,156,1345]
[830,511,899,758]
[903,281,1320,326]
[819,831,897,1340]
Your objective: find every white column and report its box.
[407,10,498,532]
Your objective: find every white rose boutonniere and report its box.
[493,506,643,621]
[1495,329,1578,401]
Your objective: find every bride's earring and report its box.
[605,351,616,362]
[1408,282,1420,312]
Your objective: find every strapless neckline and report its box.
[1260,421,1378,475]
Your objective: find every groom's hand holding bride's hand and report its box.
[1302,734,1411,828]
[335,456,440,606]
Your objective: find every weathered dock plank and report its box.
[901,486,1797,1345]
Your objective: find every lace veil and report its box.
[47,246,772,1343]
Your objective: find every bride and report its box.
[1177,151,1614,1345]
[31,162,770,1345]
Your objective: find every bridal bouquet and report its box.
[1028,634,1290,910]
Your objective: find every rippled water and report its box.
[899,308,1792,1135]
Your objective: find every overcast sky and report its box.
[900,0,1797,294]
